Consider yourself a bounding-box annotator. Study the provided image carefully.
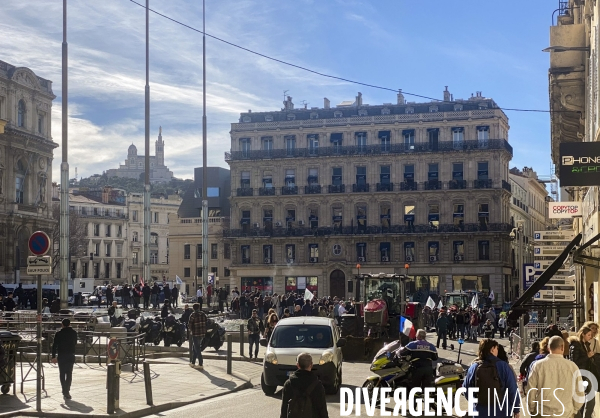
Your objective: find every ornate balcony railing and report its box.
[305,185,322,194]
[352,183,370,192]
[328,184,345,193]
[424,180,442,190]
[376,183,393,192]
[225,139,512,161]
[223,222,513,238]
[448,180,467,190]
[473,179,493,189]
[259,187,276,196]
[236,187,253,196]
[502,180,512,193]
[400,181,418,191]
[281,186,298,195]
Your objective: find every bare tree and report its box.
[51,204,89,278]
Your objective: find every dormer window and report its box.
[381,107,390,115]
[358,109,368,116]
[405,107,414,114]
[310,112,318,120]
[429,106,438,113]
[454,104,463,111]
[287,113,296,121]
[478,103,488,109]
[242,116,251,123]
[334,111,343,118]
[265,115,273,122]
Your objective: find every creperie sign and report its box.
[548,202,582,218]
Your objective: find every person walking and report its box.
[280,353,328,418]
[172,285,179,308]
[247,309,264,360]
[151,283,159,309]
[528,336,584,417]
[569,326,597,418]
[436,311,448,349]
[463,339,520,418]
[187,303,207,369]
[142,283,151,309]
[519,341,540,390]
[51,319,78,400]
[196,286,204,309]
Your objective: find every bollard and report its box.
[226,334,233,375]
[107,363,115,414]
[143,361,153,405]
[239,324,245,357]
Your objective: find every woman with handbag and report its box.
[568,326,596,418]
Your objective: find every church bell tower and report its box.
[155,126,164,167]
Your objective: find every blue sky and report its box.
[1,0,554,181]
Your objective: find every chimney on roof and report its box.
[443,86,451,102]
[102,186,112,204]
[324,98,330,109]
[397,90,405,105]
[283,96,294,110]
[356,92,363,107]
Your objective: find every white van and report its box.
[260,316,345,396]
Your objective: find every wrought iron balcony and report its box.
[376,183,394,192]
[224,139,513,161]
[352,183,370,192]
[259,187,276,196]
[400,181,418,191]
[424,180,442,190]
[223,222,513,238]
[237,187,253,196]
[281,186,298,195]
[328,184,345,193]
[305,185,322,194]
[502,180,512,193]
[448,180,467,190]
[473,179,493,189]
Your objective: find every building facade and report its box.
[106,127,173,183]
[224,90,514,302]
[0,60,57,283]
[127,192,181,283]
[169,167,231,295]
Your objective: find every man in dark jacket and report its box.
[280,353,328,418]
[171,285,179,307]
[247,309,264,359]
[142,284,151,309]
[52,319,78,400]
[163,284,171,306]
[520,341,540,390]
[436,312,448,349]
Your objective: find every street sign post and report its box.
[28,231,51,256]
[534,230,575,241]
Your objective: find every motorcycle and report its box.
[140,316,163,345]
[201,318,226,351]
[362,340,464,407]
[163,315,186,347]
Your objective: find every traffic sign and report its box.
[534,230,575,241]
[107,338,119,360]
[534,246,566,256]
[28,231,51,256]
[28,256,51,266]
[26,265,52,275]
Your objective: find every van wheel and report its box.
[261,373,276,396]
[325,367,341,395]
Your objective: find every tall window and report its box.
[286,209,295,229]
[428,204,439,229]
[356,243,366,262]
[452,127,464,149]
[262,175,273,191]
[332,168,342,185]
[380,243,391,262]
[15,176,24,203]
[38,115,44,134]
[309,208,318,229]
[132,210,138,222]
[428,163,439,189]
[263,209,273,231]
[18,100,25,127]
[380,204,391,231]
[403,130,415,149]
[478,203,489,229]
[478,240,490,260]
[150,251,158,264]
[453,163,464,181]
[428,242,439,262]
[240,171,251,188]
[355,166,366,191]
[263,245,272,264]
[132,252,138,265]
[478,162,489,180]
[241,245,251,264]
[404,242,415,262]
[285,169,295,187]
[105,243,111,257]
[428,128,439,150]
[453,241,465,260]
[331,133,343,153]
[211,243,218,259]
[453,204,465,227]
[356,132,367,152]
[285,135,296,155]
[94,243,100,256]
[196,244,202,259]
[333,207,343,232]
[241,210,251,233]
[132,231,138,242]
[153,212,159,223]
[404,205,415,227]
[184,244,190,259]
[240,138,251,157]
[379,165,391,191]
[106,225,111,237]
[224,243,231,259]
[262,136,273,155]
[93,224,100,237]
[285,244,296,263]
[116,243,123,257]
[404,165,414,183]
[308,134,319,155]
[356,205,367,232]
[379,131,390,152]
[309,244,319,262]
[150,233,158,245]
[184,268,190,278]
[308,168,318,185]
[477,126,489,147]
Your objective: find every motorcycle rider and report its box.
[400,329,438,390]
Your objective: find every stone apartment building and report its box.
[0,60,57,283]
[224,89,514,302]
[127,192,181,283]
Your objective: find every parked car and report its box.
[260,316,345,396]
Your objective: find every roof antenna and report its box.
[300,100,308,109]
[283,90,289,103]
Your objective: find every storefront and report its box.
[285,276,318,294]
[452,275,490,294]
[241,277,274,294]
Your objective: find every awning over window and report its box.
[380,242,391,251]
[378,130,391,138]
[452,127,464,132]
[476,126,489,131]
[330,133,343,142]
[402,129,415,135]
[357,242,366,248]
[427,128,439,132]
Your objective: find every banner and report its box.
[559,142,600,186]
[425,297,436,309]
[548,202,582,218]
[304,288,314,301]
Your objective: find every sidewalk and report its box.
[0,357,262,418]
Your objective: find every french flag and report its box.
[399,316,416,339]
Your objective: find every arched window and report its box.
[18,100,26,127]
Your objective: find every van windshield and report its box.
[270,325,333,349]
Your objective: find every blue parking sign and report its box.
[534,233,540,240]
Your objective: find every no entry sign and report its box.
[28,231,51,256]
[107,338,119,360]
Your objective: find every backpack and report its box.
[287,380,319,418]
[474,360,503,406]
